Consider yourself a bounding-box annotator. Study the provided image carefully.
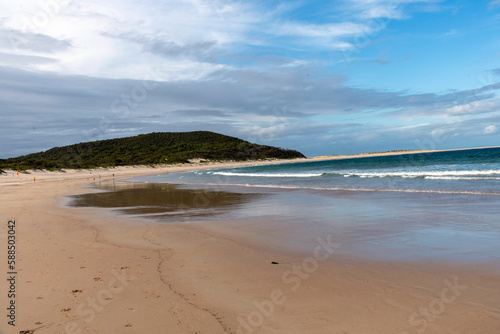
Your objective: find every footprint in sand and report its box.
[61,308,72,318]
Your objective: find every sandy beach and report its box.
[0,148,477,186]
[3,0,500,331]
[1,157,500,334]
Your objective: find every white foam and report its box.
[334,170,500,178]
[197,182,500,196]
[212,169,500,179]
[424,176,500,180]
[212,172,323,178]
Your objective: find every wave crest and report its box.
[212,172,323,178]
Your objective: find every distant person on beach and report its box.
[33,176,35,182]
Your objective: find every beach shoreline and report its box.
[4,145,500,186]
[1,157,500,333]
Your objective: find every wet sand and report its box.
[1,162,500,333]
[67,182,500,266]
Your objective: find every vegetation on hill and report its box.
[0,131,305,171]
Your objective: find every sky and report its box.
[1,0,500,158]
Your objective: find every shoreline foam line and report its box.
[146,180,500,196]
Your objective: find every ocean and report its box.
[70,147,500,265]
[136,147,500,195]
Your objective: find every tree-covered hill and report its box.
[0,131,305,170]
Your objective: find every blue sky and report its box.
[1,0,500,158]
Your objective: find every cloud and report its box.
[442,29,458,37]
[279,22,370,39]
[382,80,500,119]
[489,0,500,9]
[312,114,500,154]
[0,26,71,68]
[101,32,220,63]
[484,125,497,134]
[0,52,58,66]
[445,98,500,117]
[0,27,71,53]
[347,0,443,19]
[240,123,333,142]
[0,0,258,80]
[360,4,406,19]
[0,0,436,80]
[2,63,500,158]
[1,0,499,158]
[367,51,391,65]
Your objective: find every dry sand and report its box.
[1,157,499,333]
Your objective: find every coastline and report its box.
[1,158,500,333]
[3,145,498,186]
[0,146,499,186]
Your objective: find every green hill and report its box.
[0,131,305,170]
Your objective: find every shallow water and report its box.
[67,181,500,266]
[68,182,267,221]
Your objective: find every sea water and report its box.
[136,147,500,195]
[72,147,500,264]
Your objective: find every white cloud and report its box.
[360,4,405,19]
[445,98,500,117]
[280,22,369,38]
[489,0,500,9]
[3,0,499,158]
[443,29,458,37]
[431,126,455,138]
[0,0,439,81]
[0,0,259,80]
[348,0,442,19]
[484,125,497,134]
